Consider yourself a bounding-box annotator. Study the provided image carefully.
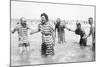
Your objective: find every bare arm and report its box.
[65,25,75,32]
[30,28,39,35]
[81,29,88,39]
[88,26,93,37]
[83,26,93,39]
[27,27,30,30]
[30,24,40,35]
[12,22,19,34]
[12,28,17,34]
[55,24,57,37]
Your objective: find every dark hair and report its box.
[88,17,93,20]
[41,13,48,22]
[77,23,81,27]
[88,17,93,24]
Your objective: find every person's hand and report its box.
[82,35,88,39]
[68,29,71,31]
[67,28,71,31]
[12,31,14,34]
[30,32,33,35]
[65,26,69,31]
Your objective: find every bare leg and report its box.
[26,46,30,52]
[62,32,64,44]
[19,46,24,54]
[63,31,66,43]
[60,31,65,44]
[58,32,60,44]
[60,32,63,44]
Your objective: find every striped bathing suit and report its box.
[15,23,29,47]
[39,22,55,56]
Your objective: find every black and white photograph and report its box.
[10,0,96,66]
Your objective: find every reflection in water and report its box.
[19,52,30,65]
[11,32,95,66]
[11,42,95,66]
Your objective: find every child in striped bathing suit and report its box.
[30,13,55,57]
[12,17,30,54]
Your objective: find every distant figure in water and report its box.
[87,17,95,51]
[55,18,66,44]
[66,22,88,47]
[30,13,55,57]
[12,17,30,54]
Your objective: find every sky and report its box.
[11,1,95,21]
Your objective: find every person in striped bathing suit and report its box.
[30,13,55,57]
[12,17,30,54]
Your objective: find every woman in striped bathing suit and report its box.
[30,13,55,57]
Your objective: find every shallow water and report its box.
[11,21,94,66]
[11,33,94,66]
